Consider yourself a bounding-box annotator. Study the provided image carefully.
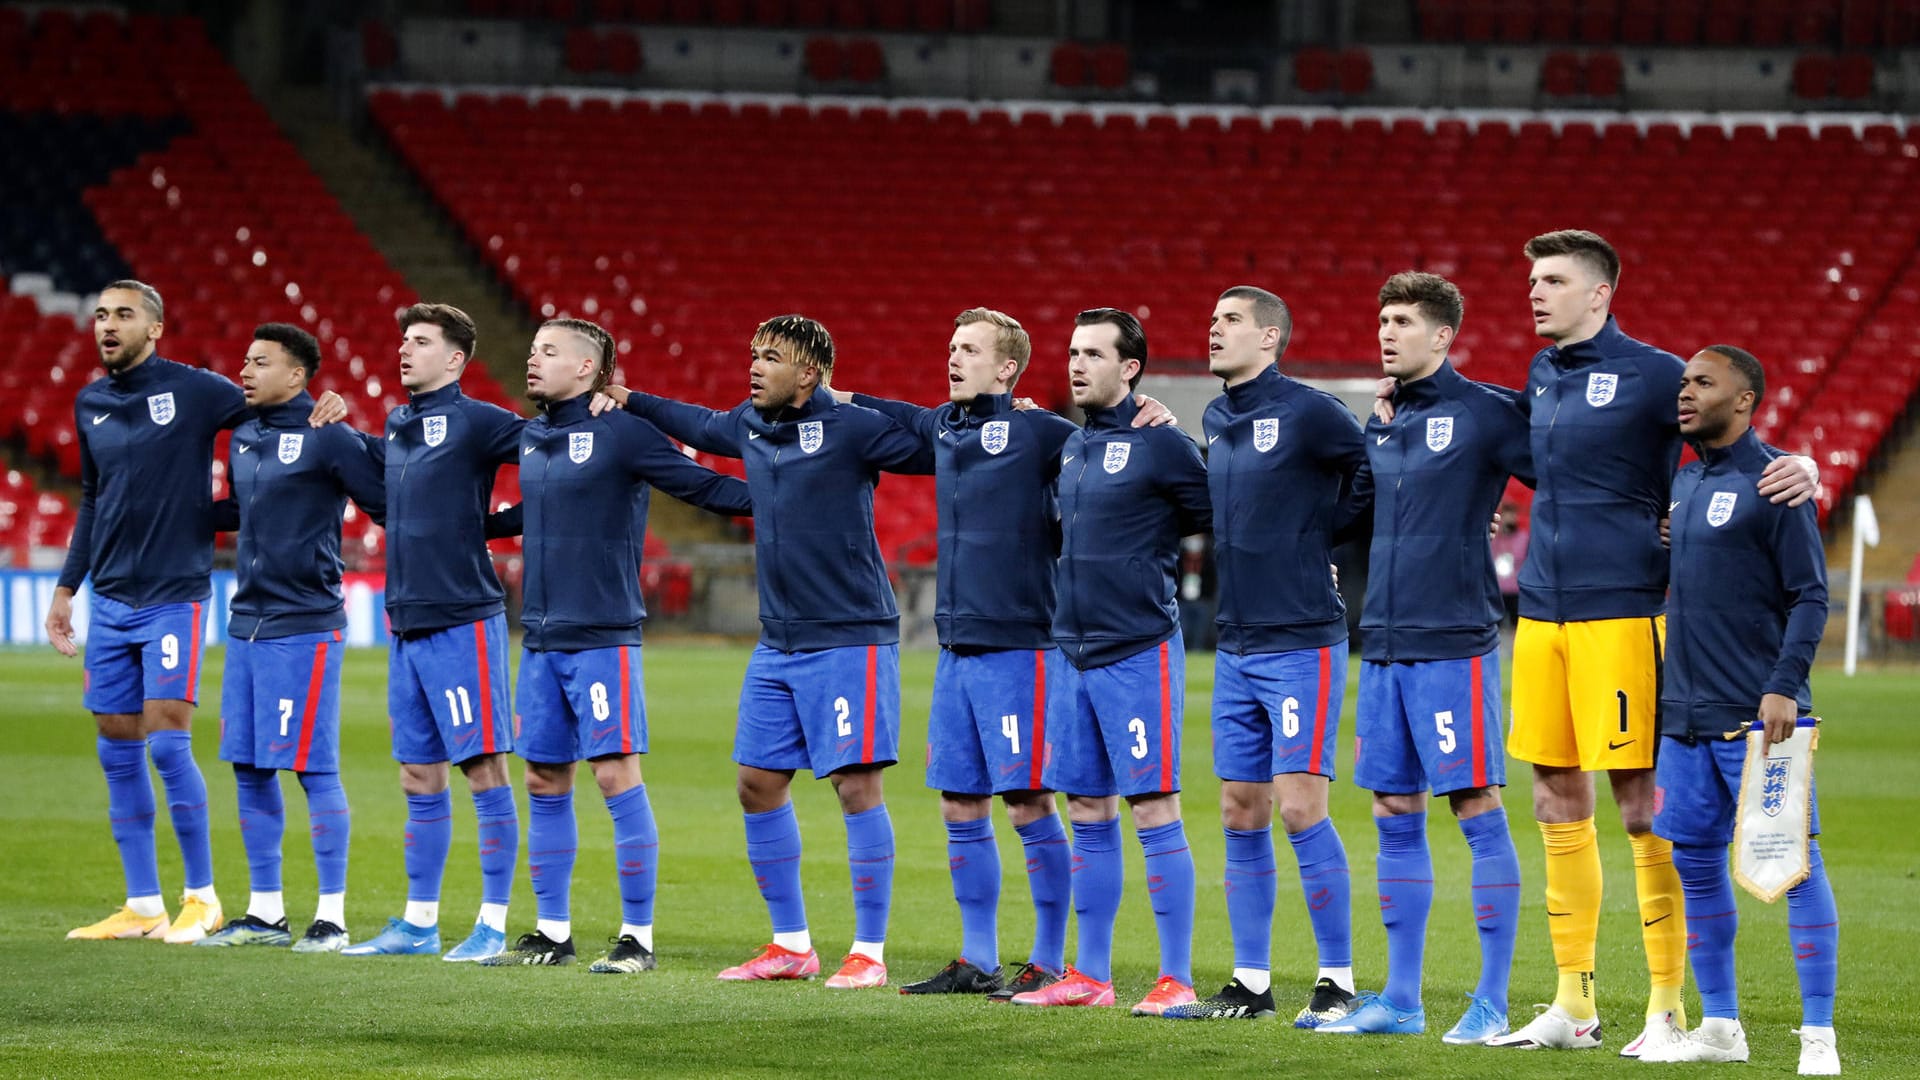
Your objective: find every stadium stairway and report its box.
[261,84,736,546]
[1828,416,1920,582]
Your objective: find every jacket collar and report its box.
[1549,315,1629,370]
[755,387,831,425]
[1082,393,1142,432]
[108,353,170,390]
[408,381,464,411]
[1222,363,1283,411]
[963,391,1013,419]
[254,391,315,429]
[1393,358,1465,406]
[1692,426,1769,471]
[541,392,593,426]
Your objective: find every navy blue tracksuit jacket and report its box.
[623,389,933,651]
[380,381,524,635]
[227,393,387,640]
[1202,364,1366,656]
[60,355,250,605]
[1661,428,1827,737]
[1350,361,1535,662]
[518,393,750,651]
[853,391,1078,651]
[1518,317,1685,623]
[1052,395,1212,670]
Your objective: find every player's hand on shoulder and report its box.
[1132,394,1177,428]
[1372,377,1396,423]
[45,587,76,658]
[590,386,633,415]
[1758,453,1819,506]
[1659,515,1670,548]
[1010,396,1037,411]
[1758,693,1798,746]
[307,390,349,428]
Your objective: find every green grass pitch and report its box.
[0,645,1913,1078]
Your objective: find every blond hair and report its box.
[954,307,1033,386]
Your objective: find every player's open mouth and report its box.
[1678,408,1696,423]
[1382,348,1398,359]
[1208,342,1221,354]
[948,372,963,383]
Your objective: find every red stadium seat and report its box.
[1294,47,1334,93]
[829,0,867,27]
[804,36,845,80]
[1050,41,1087,87]
[1585,51,1623,96]
[1792,53,1835,98]
[845,37,885,83]
[1540,51,1581,96]
[603,29,643,73]
[1092,44,1130,90]
[564,27,602,72]
[1336,48,1372,95]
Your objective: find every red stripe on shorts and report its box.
[1158,641,1173,792]
[618,645,634,754]
[293,636,330,772]
[474,621,495,754]
[1029,650,1047,789]
[862,646,878,762]
[1469,653,1487,789]
[1309,646,1332,775]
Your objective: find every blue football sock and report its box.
[147,730,213,891]
[1376,811,1434,1008]
[1288,816,1354,968]
[1787,839,1838,1027]
[528,791,576,925]
[1673,842,1739,1019]
[946,817,1000,970]
[97,736,160,899]
[298,771,350,898]
[1017,814,1071,975]
[404,791,453,906]
[844,805,894,944]
[1224,825,1278,975]
[472,785,518,908]
[233,766,285,895]
[1070,817,1123,983]
[606,784,659,927]
[744,802,808,934]
[1460,807,1521,1012]
[1139,819,1196,986]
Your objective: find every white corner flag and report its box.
[1845,495,1880,676]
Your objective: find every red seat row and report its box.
[368,89,1920,534]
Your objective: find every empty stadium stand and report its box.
[369,89,1920,541]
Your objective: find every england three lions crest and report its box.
[569,431,594,463]
[277,433,304,464]
[147,392,175,426]
[1425,416,1454,452]
[1707,490,1738,527]
[423,415,447,447]
[1252,417,1279,453]
[1103,442,1131,474]
[1760,754,1791,817]
[980,420,1009,455]
[1586,372,1618,407]
[798,420,824,454]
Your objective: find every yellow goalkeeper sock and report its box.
[1630,830,1688,1024]
[1541,817,1602,1019]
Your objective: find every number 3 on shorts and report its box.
[1127,716,1148,759]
